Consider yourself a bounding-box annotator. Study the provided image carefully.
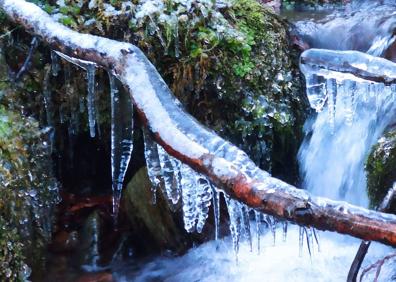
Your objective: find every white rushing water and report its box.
[116,225,393,282]
[299,71,396,206]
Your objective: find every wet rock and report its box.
[122,166,191,254]
[49,230,79,253]
[366,128,396,211]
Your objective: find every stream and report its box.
[115,1,396,281]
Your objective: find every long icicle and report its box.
[109,73,134,219]
[143,129,162,204]
[86,64,97,138]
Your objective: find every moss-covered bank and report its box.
[366,129,396,211]
[0,31,59,279]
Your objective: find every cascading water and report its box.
[299,55,396,206]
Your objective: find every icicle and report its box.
[169,156,183,204]
[241,205,252,252]
[180,164,198,232]
[264,215,276,245]
[148,15,166,53]
[143,129,162,204]
[42,67,54,143]
[212,186,220,240]
[50,50,60,76]
[157,145,181,205]
[109,73,134,219]
[254,210,262,254]
[174,17,180,58]
[299,226,304,257]
[343,80,356,126]
[313,228,321,253]
[54,51,99,138]
[282,221,288,242]
[304,227,314,257]
[225,195,242,260]
[195,177,213,233]
[326,78,337,133]
[86,64,96,138]
[305,74,327,112]
[79,96,85,113]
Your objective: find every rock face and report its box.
[122,166,191,254]
[366,129,396,211]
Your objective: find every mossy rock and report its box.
[38,0,309,181]
[0,39,59,279]
[366,129,396,211]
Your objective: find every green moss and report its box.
[37,0,307,176]
[0,104,59,278]
[366,130,396,210]
[0,34,58,278]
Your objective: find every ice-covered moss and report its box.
[366,130,396,210]
[39,0,308,176]
[127,0,308,173]
[0,217,30,281]
[0,32,59,278]
[0,103,59,278]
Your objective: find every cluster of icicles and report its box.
[47,50,315,257]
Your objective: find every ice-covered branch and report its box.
[3,0,396,246]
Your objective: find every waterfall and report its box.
[299,49,396,206]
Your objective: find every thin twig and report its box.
[0,26,19,40]
[348,184,396,282]
[14,36,38,81]
[359,252,396,282]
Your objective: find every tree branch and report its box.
[3,0,396,246]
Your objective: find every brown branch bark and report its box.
[3,0,396,246]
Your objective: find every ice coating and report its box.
[109,73,134,217]
[300,49,396,85]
